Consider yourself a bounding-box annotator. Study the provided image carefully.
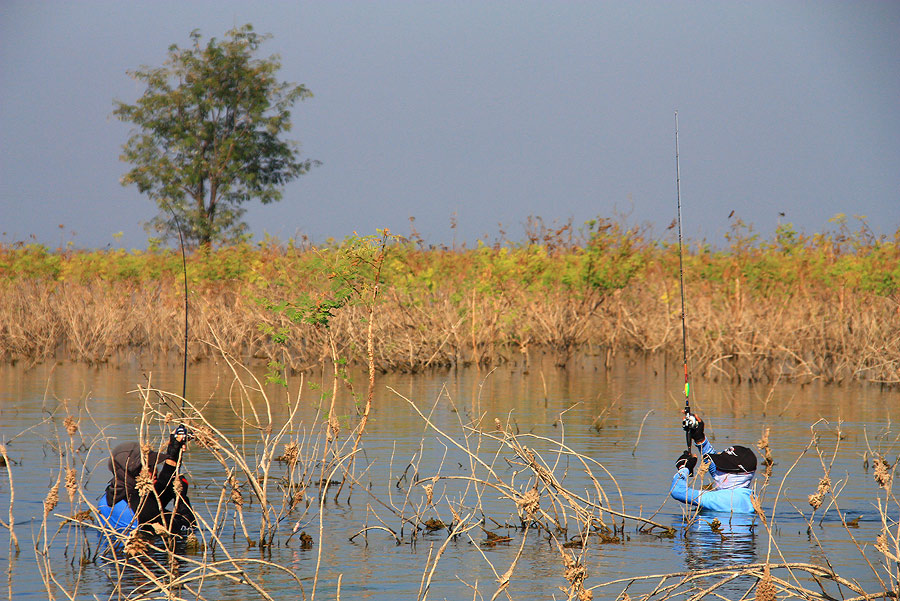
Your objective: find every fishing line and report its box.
[674,112,693,453]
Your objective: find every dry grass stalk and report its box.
[755,565,777,601]
[328,413,341,442]
[193,424,220,450]
[0,443,18,554]
[172,472,183,496]
[751,495,767,527]
[122,531,147,557]
[875,532,891,557]
[174,336,318,547]
[64,467,78,503]
[873,455,893,489]
[597,561,873,601]
[757,427,773,465]
[808,474,831,510]
[559,546,592,601]
[227,469,253,546]
[279,441,300,468]
[290,489,306,511]
[43,479,59,516]
[518,485,540,519]
[757,427,775,489]
[397,386,671,544]
[135,468,154,497]
[229,474,244,508]
[695,456,710,478]
[63,415,78,436]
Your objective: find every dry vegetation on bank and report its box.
[1,217,898,385]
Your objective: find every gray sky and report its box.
[1,1,898,250]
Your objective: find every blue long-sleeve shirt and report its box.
[669,438,756,514]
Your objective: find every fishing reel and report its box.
[682,412,699,432]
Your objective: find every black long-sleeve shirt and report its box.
[106,442,179,525]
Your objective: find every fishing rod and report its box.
[165,204,195,478]
[674,112,696,453]
[166,205,189,412]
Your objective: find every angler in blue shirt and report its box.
[670,414,757,514]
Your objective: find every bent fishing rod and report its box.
[674,112,696,453]
[145,206,190,420]
[167,205,189,410]
[166,204,195,467]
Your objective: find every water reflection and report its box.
[0,356,897,600]
[677,513,759,570]
[663,513,759,600]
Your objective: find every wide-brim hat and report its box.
[707,445,757,474]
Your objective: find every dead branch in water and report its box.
[10,345,900,600]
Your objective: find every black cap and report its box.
[707,445,757,474]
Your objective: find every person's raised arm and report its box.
[154,427,189,500]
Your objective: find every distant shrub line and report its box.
[2,217,898,384]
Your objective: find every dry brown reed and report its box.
[754,564,776,601]
[28,373,319,601]
[64,468,77,503]
[2,266,898,386]
[596,561,880,601]
[757,427,773,466]
[559,543,592,600]
[807,474,831,510]
[386,385,705,601]
[63,415,78,436]
[17,342,900,601]
[873,455,893,489]
[0,443,18,555]
[43,478,59,516]
[25,395,900,601]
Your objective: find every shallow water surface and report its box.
[0,355,897,600]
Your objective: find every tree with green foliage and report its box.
[114,24,318,247]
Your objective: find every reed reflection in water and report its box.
[0,353,896,600]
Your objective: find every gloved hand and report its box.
[174,424,192,441]
[676,450,697,476]
[686,413,705,445]
[166,425,191,462]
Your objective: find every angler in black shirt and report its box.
[99,426,196,541]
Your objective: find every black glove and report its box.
[689,416,705,445]
[676,451,697,475]
[166,425,190,462]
